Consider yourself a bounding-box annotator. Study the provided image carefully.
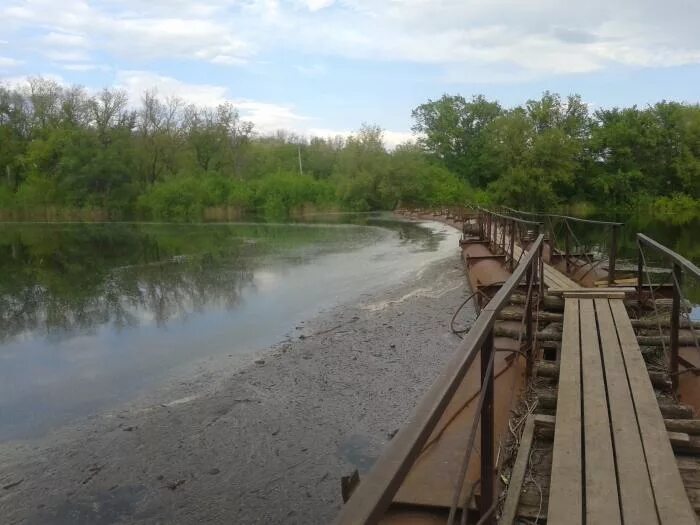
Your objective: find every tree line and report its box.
[0,77,698,220]
[0,78,465,220]
[412,92,700,216]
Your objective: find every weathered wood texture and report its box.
[542,297,696,525]
[610,299,697,524]
[547,298,583,524]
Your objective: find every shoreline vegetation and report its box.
[0,78,699,223]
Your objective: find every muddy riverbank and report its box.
[0,229,473,524]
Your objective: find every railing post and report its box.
[491,215,496,249]
[538,233,545,303]
[564,220,570,274]
[545,218,552,264]
[487,213,492,248]
[671,262,682,392]
[525,261,534,377]
[480,329,495,525]
[608,224,618,286]
[501,217,506,254]
[637,239,644,308]
[509,219,515,271]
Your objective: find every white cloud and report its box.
[307,127,414,149]
[61,63,108,72]
[3,0,700,83]
[3,1,251,66]
[45,49,91,62]
[42,31,88,48]
[294,63,326,76]
[235,100,310,132]
[112,71,409,142]
[1,73,66,88]
[302,0,335,12]
[115,70,230,107]
[114,70,309,133]
[0,56,23,68]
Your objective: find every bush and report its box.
[653,194,700,224]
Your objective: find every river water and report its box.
[0,214,460,440]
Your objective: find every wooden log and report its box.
[510,294,680,313]
[540,340,561,351]
[536,390,694,419]
[665,419,700,435]
[637,297,693,313]
[637,334,698,347]
[493,324,562,342]
[539,417,700,437]
[536,420,700,455]
[535,360,671,391]
[631,318,700,330]
[668,431,692,448]
[506,330,698,348]
[510,294,565,311]
[496,308,563,323]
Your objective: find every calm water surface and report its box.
[0,215,459,440]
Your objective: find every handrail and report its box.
[472,207,543,273]
[637,234,700,280]
[498,204,622,285]
[636,233,700,391]
[476,206,543,226]
[501,205,623,226]
[335,234,544,525]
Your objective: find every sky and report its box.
[2,0,700,146]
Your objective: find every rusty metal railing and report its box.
[637,233,700,392]
[334,232,545,525]
[472,206,543,270]
[501,206,623,285]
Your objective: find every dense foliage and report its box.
[413,92,700,213]
[1,78,699,220]
[0,78,466,220]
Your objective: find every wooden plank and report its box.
[499,415,536,525]
[547,267,580,288]
[610,299,697,524]
[668,431,692,448]
[594,298,657,524]
[549,287,635,295]
[595,277,639,286]
[545,269,576,288]
[547,298,583,525]
[562,291,626,300]
[580,298,622,524]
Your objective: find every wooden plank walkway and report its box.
[547,294,696,524]
[510,235,581,291]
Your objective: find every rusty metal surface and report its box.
[392,332,525,509]
[463,243,512,288]
[678,346,700,412]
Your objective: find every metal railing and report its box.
[501,206,623,286]
[335,233,545,525]
[471,206,542,269]
[637,233,700,392]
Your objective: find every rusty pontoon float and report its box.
[336,206,700,524]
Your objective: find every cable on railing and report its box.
[638,242,668,357]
